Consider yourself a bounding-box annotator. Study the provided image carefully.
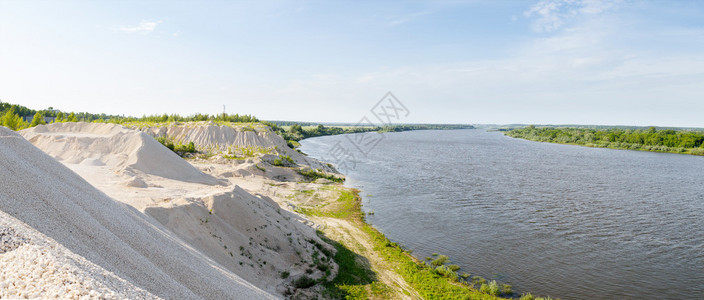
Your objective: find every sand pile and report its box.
[144,186,337,294]
[21,122,218,185]
[141,123,335,173]
[0,127,274,299]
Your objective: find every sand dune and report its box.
[21,122,218,185]
[1,126,275,299]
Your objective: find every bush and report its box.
[292,275,317,289]
[174,141,196,153]
[281,271,290,279]
[272,155,295,167]
[431,255,449,266]
[487,280,500,296]
[520,293,535,300]
[471,276,486,285]
[501,283,512,295]
[155,137,197,155]
[155,136,175,151]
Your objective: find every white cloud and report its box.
[117,20,163,34]
[524,0,620,32]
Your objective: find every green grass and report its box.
[295,187,360,219]
[318,232,390,299]
[361,221,506,300]
[297,168,344,183]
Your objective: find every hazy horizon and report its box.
[2,1,704,127]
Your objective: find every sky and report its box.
[1,0,704,127]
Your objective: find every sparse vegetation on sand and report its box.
[155,136,196,156]
[271,155,295,167]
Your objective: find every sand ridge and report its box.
[21,122,219,185]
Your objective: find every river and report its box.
[299,129,704,299]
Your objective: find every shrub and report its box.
[174,141,196,153]
[156,136,175,151]
[501,284,513,295]
[431,255,449,266]
[520,293,535,300]
[272,155,295,166]
[281,271,290,279]
[292,275,317,289]
[471,276,486,285]
[487,280,500,296]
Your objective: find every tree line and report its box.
[506,125,704,155]
[0,100,259,131]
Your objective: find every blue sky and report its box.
[1,0,704,127]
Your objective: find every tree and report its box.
[67,112,78,122]
[55,112,65,122]
[30,112,46,127]
[289,124,303,134]
[0,107,28,130]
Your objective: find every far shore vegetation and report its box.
[506,125,704,156]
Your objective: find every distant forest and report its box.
[0,100,258,130]
[506,125,704,156]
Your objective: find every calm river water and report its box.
[299,129,704,299]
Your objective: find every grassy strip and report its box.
[295,187,359,219]
[297,168,345,183]
[361,222,504,300]
[318,233,390,299]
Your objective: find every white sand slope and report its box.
[21,122,218,185]
[1,211,157,299]
[0,127,275,299]
[141,123,336,173]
